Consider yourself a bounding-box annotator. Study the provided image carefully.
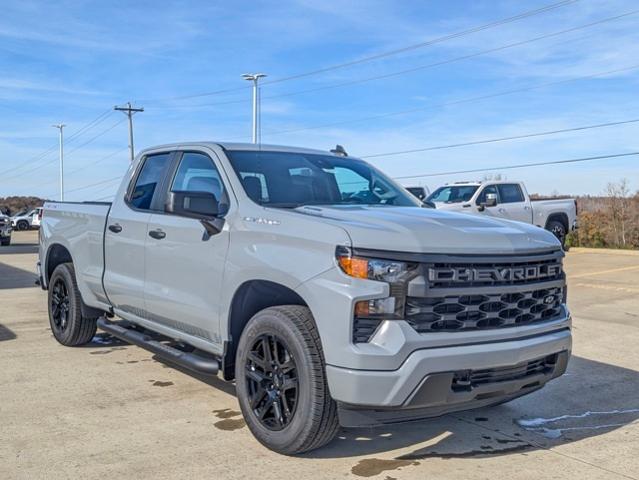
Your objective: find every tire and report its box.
[17,220,29,231]
[546,220,567,247]
[235,305,339,455]
[0,237,9,246]
[48,263,97,346]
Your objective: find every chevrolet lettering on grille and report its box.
[428,264,562,283]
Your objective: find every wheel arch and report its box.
[45,243,74,283]
[45,244,104,320]
[545,212,569,232]
[223,280,309,380]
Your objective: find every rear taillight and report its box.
[38,209,43,221]
[574,199,578,216]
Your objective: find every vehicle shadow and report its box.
[150,353,237,397]
[0,261,37,289]
[0,323,17,341]
[302,356,639,461]
[0,243,39,255]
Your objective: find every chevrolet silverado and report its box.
[38,142,571,454]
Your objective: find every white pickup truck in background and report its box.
[427,181,578,246]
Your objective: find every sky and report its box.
[1,0,638,201]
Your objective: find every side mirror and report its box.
[166,191,219,218]
[421,200,436,209]
[478,192,497,211]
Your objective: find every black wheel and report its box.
[547,220,567,247]
[235,305,339,455]
[48,263,97,346]
[0,237,9,246]
[17,220,29,231]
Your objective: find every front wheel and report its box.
[0,237,9,246]
[48,263,97,346]
[16,220,29,231]
[547,220,567,247]
[235,305,339,455]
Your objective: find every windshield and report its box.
[427,185,478,204]
[225,150,421,208]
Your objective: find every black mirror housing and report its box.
[166,191,219,219]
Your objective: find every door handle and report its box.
[108,223,122,233]
[498,208,506,213]
[148,229,166,240]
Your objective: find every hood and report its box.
[294,205,560,255]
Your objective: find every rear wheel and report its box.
[48,263,97,346]
[0,237,9,246]
[547,220,567,247]
[235,305,339,455]
[16,220,29,231]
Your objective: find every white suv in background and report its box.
[11,208,41,230]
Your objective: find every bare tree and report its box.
[605,179,631,247]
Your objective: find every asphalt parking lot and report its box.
[1,231,638,480]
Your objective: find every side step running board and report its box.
[97,317,219,375]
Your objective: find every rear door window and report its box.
[497,184,525,203]
[130,153,172,210]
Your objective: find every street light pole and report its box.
[242,73,267,143]
[52,124,66,201]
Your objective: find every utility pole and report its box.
[52,124,65,201]
[114,102,144,162]
[241,73,267,143]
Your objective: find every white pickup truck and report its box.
[427,181,578,246]
[38,142,571,454]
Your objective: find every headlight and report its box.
[336,246,418,320]
[335,246,416,283]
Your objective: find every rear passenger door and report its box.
[495,183,532,223]
[104,151,174,316]
[143,150,231,347]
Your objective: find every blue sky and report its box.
[1,0,638,201]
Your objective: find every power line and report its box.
[154,8,635,113]
[1,109,115,178]
[4,117,126,184]
[65,147,129,176]
[145,0,578,104]
[265,0,580,86]
[65,118,127,157]
[362,118,639,158]
[393,152,639,180]
[33,146,130,191]
[63,176,121,195]
[263,63,639,136]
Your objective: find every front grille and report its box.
[427,256,563,289]
[451,354,558,392]
[406,286,563,332]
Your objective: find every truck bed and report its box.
[41,201,113,309]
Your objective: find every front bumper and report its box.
[328,327,571,426]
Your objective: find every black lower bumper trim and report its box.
[337,351,569,428]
